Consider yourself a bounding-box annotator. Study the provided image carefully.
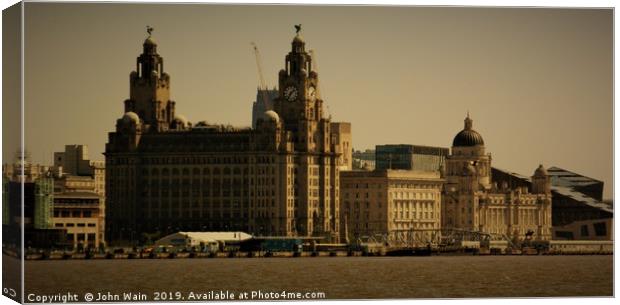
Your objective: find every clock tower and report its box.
[271,26,340,240]
[123,28,176,133]
[274,26,329,153]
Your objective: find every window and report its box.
[55,223,63,227]
[580,225,589,237]
[593,222,607,237]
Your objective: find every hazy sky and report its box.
[9,3,613,198]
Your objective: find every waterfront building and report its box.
[546,167,605,201]
[2,155,64,248]
[53,145,106,197]
[52,191,105,250]
[252,90,352,171]
[375,144,448,171]
[105,28,344,245]
[491,166,612,236]
[51,145,106,249]
[2,153,54,229]
[6,175,55,230]
[330,122,352,171]
[552,218,613,241]
[340,170,443,242]
[155,231,252,249]
[442,114,553,240]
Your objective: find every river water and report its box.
[17,255,613,301]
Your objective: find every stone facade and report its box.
[340,170,443,242]
[53,192,105,250]
[442,115,552,240]
[105,30,343,245]
[330,122,352,171]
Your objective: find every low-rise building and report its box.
[340,170,443,243]
[51,144,107,250]
[552,218,613,241]
[155,231,252,249]
[52,192,105,250]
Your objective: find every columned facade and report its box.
[442,115,552,240]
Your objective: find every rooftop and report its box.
[492,167,612,214]
[341,169,442,180]
[547,166,603,187]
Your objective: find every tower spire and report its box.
[125,28,173,131]
[464,112,473,130]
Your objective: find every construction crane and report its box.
[308,49,331,119]
[251,42,271,110]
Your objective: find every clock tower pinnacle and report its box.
[274,26,326,144]
[123,27,176,132]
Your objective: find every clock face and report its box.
[284,86,298,102]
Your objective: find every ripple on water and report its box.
[20,255,613,299]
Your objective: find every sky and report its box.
[3,3,613,199]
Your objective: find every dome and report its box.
[173,114,188,126]
[452,114,484,147]
[292,34,304,44]
[452,129,484,147]
[261,110,280,123]
[122,112,140,124]
[533,164,547,177]
[144,36,157,46]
